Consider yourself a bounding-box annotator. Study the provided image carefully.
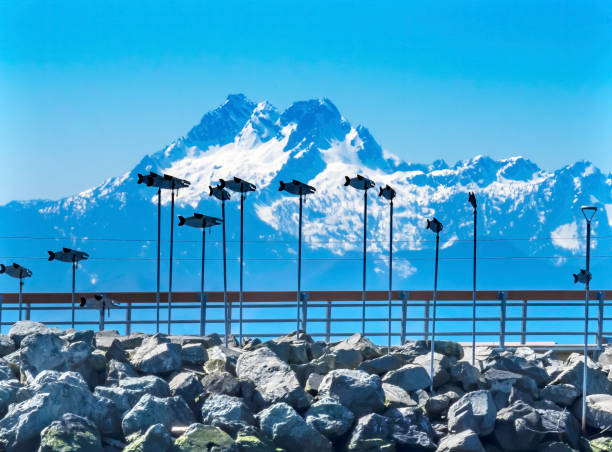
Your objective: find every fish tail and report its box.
[209,186,213,196]
[137,173,144,184]
[379,187,383,196]
[573,274,578,283]
[0,264,5,274]
[219,179,226,189]
[278,181,285,191]
[80,297,86,307]
[344,176,351,186]
[178,216,185,226]
[48,251,55,261]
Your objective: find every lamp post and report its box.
[468,192,477,366]
[48,248,89,328]
[279,179,316,339]
[426,217,443,393]
[574,205,597,432]
[0,263,32,321]
[344,175,375,335]
[210,184,231,346]
[221,177,257,344]
[178,212,222,336]
[379,185,396,354]
[137,171,190,333]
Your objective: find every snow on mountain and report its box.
[1,94,611,293]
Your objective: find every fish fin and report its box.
[163,174,173,180]
[193,213,203,219]
[137,173,144,184]
[292,179,301,185]
[278,181,285,191]
[357,174,364,180]
[0,264,5,274]
[12,263,19,268]
[95,294,103,300]
[344,176,351,186]
[234,176,242,183]
[48,251,55,261]
[178,216,185,226]
[219,179,226,189]
[80,297,86,307]
[62,247,72,253]
[150,171,160,177]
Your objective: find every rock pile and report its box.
[0,320,610,451]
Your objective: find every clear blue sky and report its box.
[1,1,611,204]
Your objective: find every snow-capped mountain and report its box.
[1,94,611,295]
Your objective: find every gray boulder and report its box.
[415,340,464,360]
[169,372,204,412]
[382,363,432,392]
[332,348,363,369]
[257,402,332,452]
[201,371,241,396]
[38,413,103,452]
[331,333,380,360]
[118,375,171,398]
[130,334,182,374]
[201,394,255,435]
[305,372,324,394]
[346,413,393,451]
[236,347,311,410]
[385,407,436,451]
[0,379,29,417]
[572,393,612,430]
[8,320,55,347]
[437,429,485,452]
[414,352,453,388]
[181,343,208,365]
[106,359,138,385]
[540,384,579,407]
[489,355,549,387]
[358,354,405,375]
[598,345,612,370]
[537,409,580,449]
[0,335,16,357]
[304,396,355,440]
[382,383,418,409]
[0,358,15,380]
[0,371,120,451]
[450,361,481,391]
[448,390,496,436]
[123,423,173,452]
[318,369,385,417]
[173,423,234,451]
[121,394,195,437]
[19,333,92,381]
[550,355,612,395]
[494,401,544,451]
[60,329,94,347]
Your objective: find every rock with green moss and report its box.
[235,427,283,452]
[123,423,173,452]
[174,423,235,451]
[588,437,612,452]
[38,413,103,452]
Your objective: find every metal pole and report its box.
[362,189,367,335]
[472,206,477,366]
[222,199,228,346]
[430,231,440,392]
[168,185,175,335]
[297,193,303,338]
[582,220,591,433]
[387,200,393,354]
[18,277,23,321]
[201,227,206,336]
[239,193,244,344]
[156,187,161,333]
[71,257,76,329]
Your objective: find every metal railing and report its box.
[0,290,609,349]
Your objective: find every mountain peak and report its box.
[185,94,257,147]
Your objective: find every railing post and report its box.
[424,298,430,341]
[520,299,527,345]
[498,291,507,350]
[98,305,105,331]
[25,303,31,321]
[0,295,3,334]
[400,291,408,344]
[325,300,331,343]
[597,291,605,349]
[200,293,208,337]
[301,292,309,336]
[126,302,132,336]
